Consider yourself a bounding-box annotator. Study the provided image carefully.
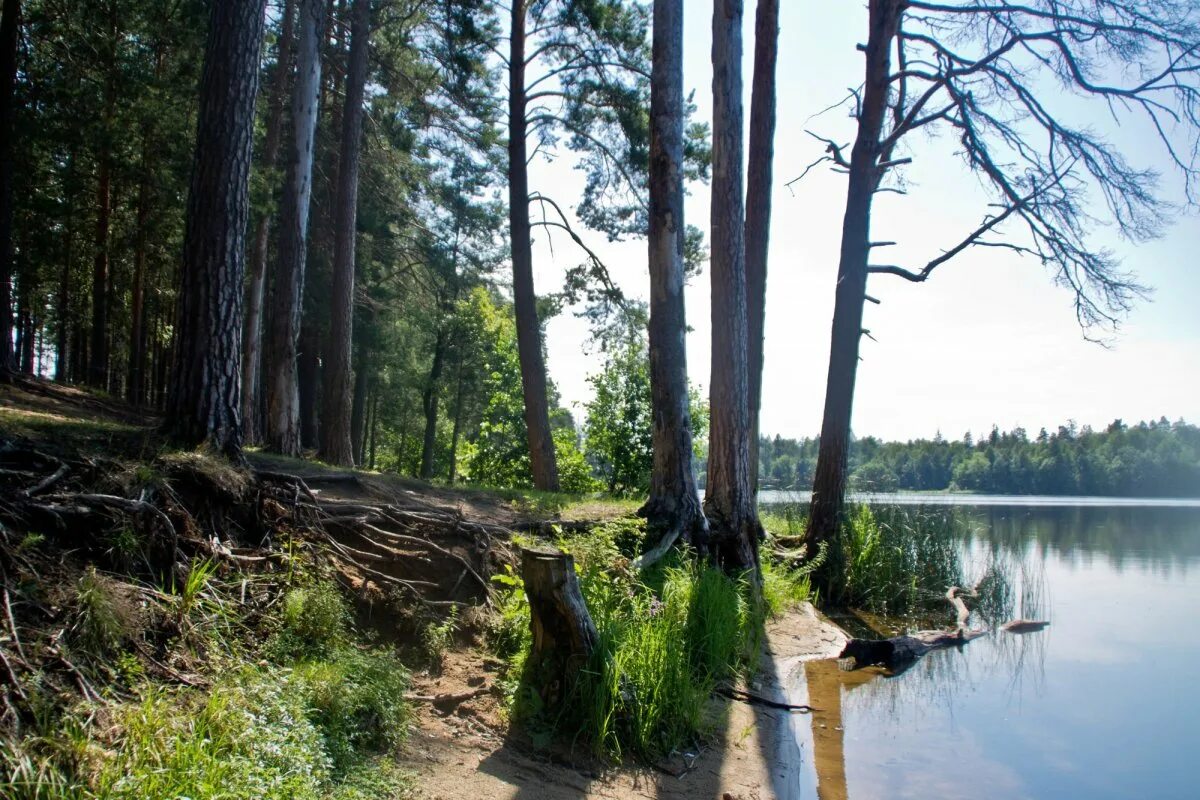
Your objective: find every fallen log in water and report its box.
[837,627,987,672]
[1001,619,1050,634]
[837,585,987,672]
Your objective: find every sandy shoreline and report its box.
[398,603,848,800]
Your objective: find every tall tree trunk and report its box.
[71,320,85,384]
[89,150,112,388]
[350,335,368,464]
[0,0,18,379]
[806,0,901,591]
[418,325,446,479]
[298,321,319,448]
[128,132,153,405]
[55,251,69,381]
[243,0,296,444]
[705,0,760,579]
[447,360,464,484]
[88,4,118,389]
[507,2,559,491]
[319,0,368,466]
[266,0,324,456]
[639,0,707,565]
[165,0,267,456]
[745,0,778,494]
[367,388,378,469]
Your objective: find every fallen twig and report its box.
[715,685,817,713]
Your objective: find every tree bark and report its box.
[88,3,119,389]
[638,0,707,567]
[507,2,559,491]
[806,0,900,592]
[367,388,378,469]
[447,359,464,484]
[55,246,69,382]
[88,144,112,388]
[521,547,598,709]
[165,0,267,456]
[704,0,760,579]
[319,0,368,466]
[242,0,296,444]
[418,325,446,479]
[128,126,154,405]
[298,320,320,448]
[745,0,778,493]
[350,335,368,464]
[0,0,18,379]
[266,0,324,456]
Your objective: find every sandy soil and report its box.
[398,604,847,800]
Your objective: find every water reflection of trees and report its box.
[953,506,1200,576]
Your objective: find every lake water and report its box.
[782,501,1200,800]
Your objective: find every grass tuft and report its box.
[494,517,810,761]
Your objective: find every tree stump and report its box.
[521,547,598,708]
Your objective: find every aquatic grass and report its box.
[829,504,974,617]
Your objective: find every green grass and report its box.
[491,517,810,761]
[763,501,1016,624]
[2,575,413,800]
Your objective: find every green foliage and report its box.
[0,737,81,800]
[486,565,531,667]
[4,574,411,800]
[270,581,352,659]
[583,333,708,497]
[553,428,602,494]
[492,520,778,761]
[92,679,332,800]
[825,504,1007,621]
[584,335,652,496]
[755,419,1200,497]
[420,606,459,671]
[760,558,814,617]
[69,568,131,658]
[291,650,411,775]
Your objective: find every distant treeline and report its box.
[753,419,1200,498]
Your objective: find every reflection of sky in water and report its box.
[815,506,1200,800]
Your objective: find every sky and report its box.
[524,2,1200,444]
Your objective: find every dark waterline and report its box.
[784,503,1200,800]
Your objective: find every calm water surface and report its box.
[786,502,1200,800]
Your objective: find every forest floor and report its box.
[0,377,851,800]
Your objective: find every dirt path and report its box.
[399,604,847,800]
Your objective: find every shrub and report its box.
[69,567,133,658]
[293,649,411,774]
[270,580,351,659]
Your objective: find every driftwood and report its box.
[521,547,598,708]
[1001,619,1050,634]
[838,627,987,672]
[837,585,988,672]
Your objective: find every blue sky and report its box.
[528,1,1200,442]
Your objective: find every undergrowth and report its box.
[488,517,811,761]
[1,572,413,800]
